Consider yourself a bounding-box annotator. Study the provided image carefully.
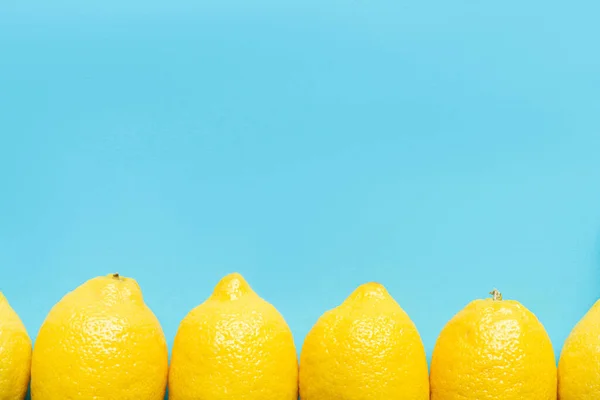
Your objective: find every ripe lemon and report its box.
[31,273,169,400]
[299,282,429,400]
[430,289,556,400]
[558,298,600,399]
[0,292,32,400]
[168,272,298,400]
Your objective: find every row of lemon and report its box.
[0,272,597,400]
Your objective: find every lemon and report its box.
[558,298,600,399]
[299,282,429,400]
[430,289,556,400]
[0,292,32,400]
[31,273,169,400]
[168,272,298,400]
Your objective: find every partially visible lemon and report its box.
[31,273,169,400]
[430,289,556,400]
[168,273,298,400]
[558,298,600,399]
[0,292,31,400]
[299,282,429,400]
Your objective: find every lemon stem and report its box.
[112,273,120,279]
[489,289,502,301]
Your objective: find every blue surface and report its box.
[2,0,600,371]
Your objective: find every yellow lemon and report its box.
[168,272,298,400]
[31,273,168,400]
[430,289,556,400]
[558,298,600,399]
[299,282,429,400]
[0,292,32,400]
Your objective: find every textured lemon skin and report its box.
[0,293,32,400]
[168,273,298,400]
[558,299,600,399]
[31,274,169,400]
[430,298,556,400]
[299,283,429,400]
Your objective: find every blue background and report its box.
[1,0,600,372]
